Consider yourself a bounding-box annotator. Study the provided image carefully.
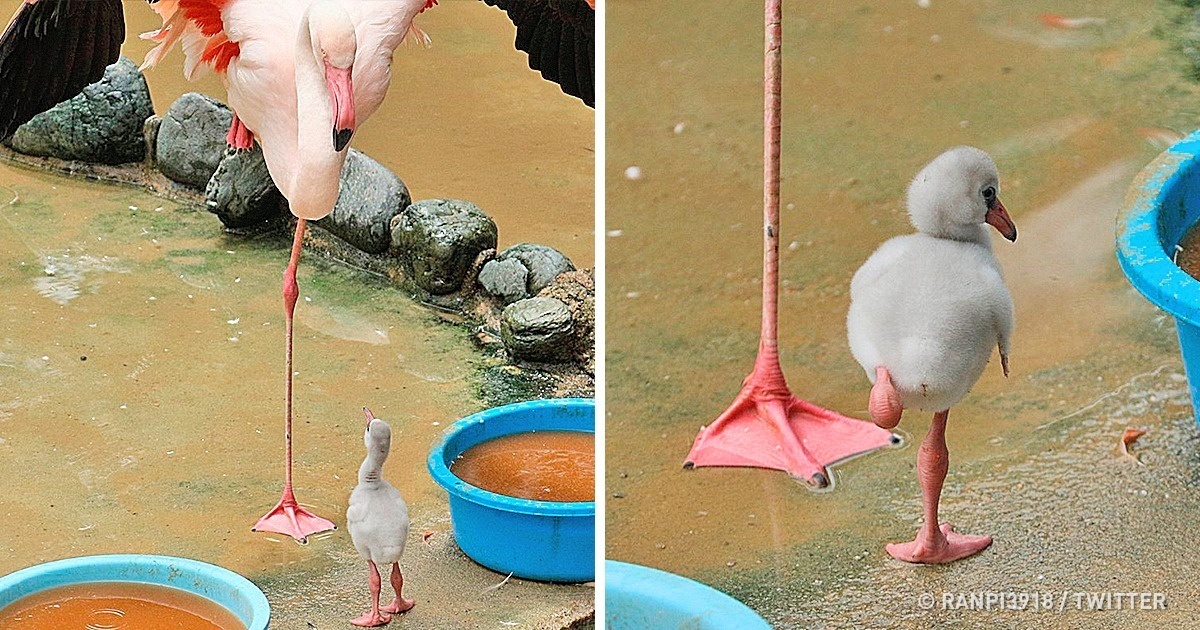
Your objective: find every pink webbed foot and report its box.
[350,610,391,627]
[869,366,903,429]
[686,394,895,487]
[686,347,896,485]
[252,493,336,544]
[886,523,992,564]
[381,598,415,615]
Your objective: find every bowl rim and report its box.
[604,560,771,629]
[427,398,595,517]
[0,554,270,628]
[1116,130,1200,327]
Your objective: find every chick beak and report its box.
[985,198,1017,242]
[363,407,374,428]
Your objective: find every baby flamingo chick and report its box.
[847,146,1016,564]
[348,408,414,626]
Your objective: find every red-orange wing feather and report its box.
[144,0,239,75]
[178,0,228,36]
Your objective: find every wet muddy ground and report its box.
[607,0,1200,627]
[0,3,593,628]
[0,162,592,629]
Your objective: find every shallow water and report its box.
[0,0,595,268]
[0,162,591,629]
[0,157,485,609]
[607,0,1200,626]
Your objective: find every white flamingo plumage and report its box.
[347,408,412,627]
[847,146,1017,564]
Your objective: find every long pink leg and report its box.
[380,563,416,615]
[886,410,992,564]
[351,561,392,627]
[252,219,336,542]
[683,0,895,485]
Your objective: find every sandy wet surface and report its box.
[0,2,594,627]
[607,0,1200,626]
[0,162,593,628]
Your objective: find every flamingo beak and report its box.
[985,198,1017,242]
[363,407,375,428]
[325,61,355,152]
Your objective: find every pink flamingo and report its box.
[684,0,896,487]
[0,0,594,546]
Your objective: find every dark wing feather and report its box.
[0,0,126,140]
[574,26,591,105]
[480,0,594,107]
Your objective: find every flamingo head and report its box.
[309,1,358,151]
[907,146,1016,243]
[362,407,391,457]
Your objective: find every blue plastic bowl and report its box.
[0,554,269,629]
[428,398,595,583]
[1117,131,1200,425]
[605,561,771,629]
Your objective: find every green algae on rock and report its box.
[7,58,154,165]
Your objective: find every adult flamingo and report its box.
[0,0,594,543]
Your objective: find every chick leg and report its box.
[350,561,392,626]
[886,409,992,564]
[381,563,416,615]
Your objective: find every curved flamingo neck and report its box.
[358,460,382,484]
[288,6,348,218]
[359,445,388,484]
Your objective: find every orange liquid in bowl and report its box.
[450,430,595,502]
[0,582,246,629]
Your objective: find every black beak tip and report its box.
[334,129,354,152]
[1006,229,1018,243]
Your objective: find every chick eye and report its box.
[982,186,996,201]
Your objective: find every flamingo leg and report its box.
[380,563,416,615]
[351,561,392,627]
[683,0,894,485]
[886,410,992,564]
[226,112,254,151]
[869,366,904,429]
[253,218,336,543]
